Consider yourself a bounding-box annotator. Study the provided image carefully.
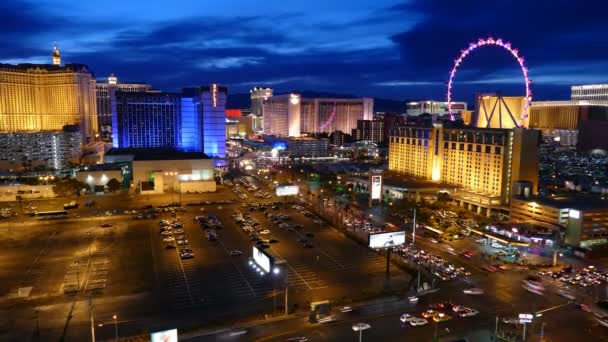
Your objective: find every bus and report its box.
[35,211,68,219]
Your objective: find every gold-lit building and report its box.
[0,47,98,141]
[388,124,539,215]
[529,100,608,151]
[474,95,530,129]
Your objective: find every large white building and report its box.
[262,94,373,136]
[406,100,467,116]
[571,84,608,102]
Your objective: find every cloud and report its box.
[375,81,442,86]
[0,0,606,102]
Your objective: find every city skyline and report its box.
[3,0,608,103]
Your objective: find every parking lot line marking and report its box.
[171,241,195,305]
[268,247,313,290]
[217,239,257,297]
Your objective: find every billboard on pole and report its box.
[151,329,178,342]
[368,231,405,248]
[369,172,382,201]
[252,246,274,273]
[276,185,299,196]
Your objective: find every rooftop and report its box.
[105,148,209,161]
[0,63,93,75]
[515,194,608,211]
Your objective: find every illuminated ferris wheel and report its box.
[447,37,532,127]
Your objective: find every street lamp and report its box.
[352,322,371,342]
[112,314,118,341]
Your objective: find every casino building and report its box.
[388,124,539,216]
[112,84,227,158]
[0,46,98,141]
[262,94,373,137]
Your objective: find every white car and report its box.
[229,250,243,256]
[430,238,439,244]
[409,317,428,327]
[408,296,419,304]
[163,236,175,242]
[259,229,271,235]
[400,313,416,323]
[463,288,485,295]
[460,309,479,317]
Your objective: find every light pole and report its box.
[352,322,371,342]
[112,314,118,341]
[89,295,96,342]
[410,207,417,247]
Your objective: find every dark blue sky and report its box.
[2,0,607,103]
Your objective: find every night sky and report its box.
[2,0,607,103]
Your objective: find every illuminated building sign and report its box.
[370,175,382,200]
[225,109,241,117]
[212,84,218,108]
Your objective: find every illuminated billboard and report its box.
[370,175,382,200]
[252,246,273,273]
[369,231,405,249]
[151,329,178,342]
[276,185,299,196]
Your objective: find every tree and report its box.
[445,225,461,237]
[106,178,122,193]
[52,178,86,197]
[437,192,451,202]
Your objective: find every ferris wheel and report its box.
[447,37,532,127]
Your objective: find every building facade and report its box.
[250,87,273,116]
[511,195,608,248]
[0,125,81,169]
[0,48,98,141]
[103,148,216,194]
[530,100,608,151]
[352,119,385,143]
[406,100,467,116]
[571,84,608,102]
[111,85,227,158]
[96,74,151,137]
[287,137,329,157]
[388,124,539,215]
[262,95,373,137]
[113,92,182,149]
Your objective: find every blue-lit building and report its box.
[111,84,226,158]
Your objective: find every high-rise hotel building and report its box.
[0,47,98,141]
[388,124,539,215]
[96,74,151,136]
[112,84,227,158]
[262,94,373,137]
